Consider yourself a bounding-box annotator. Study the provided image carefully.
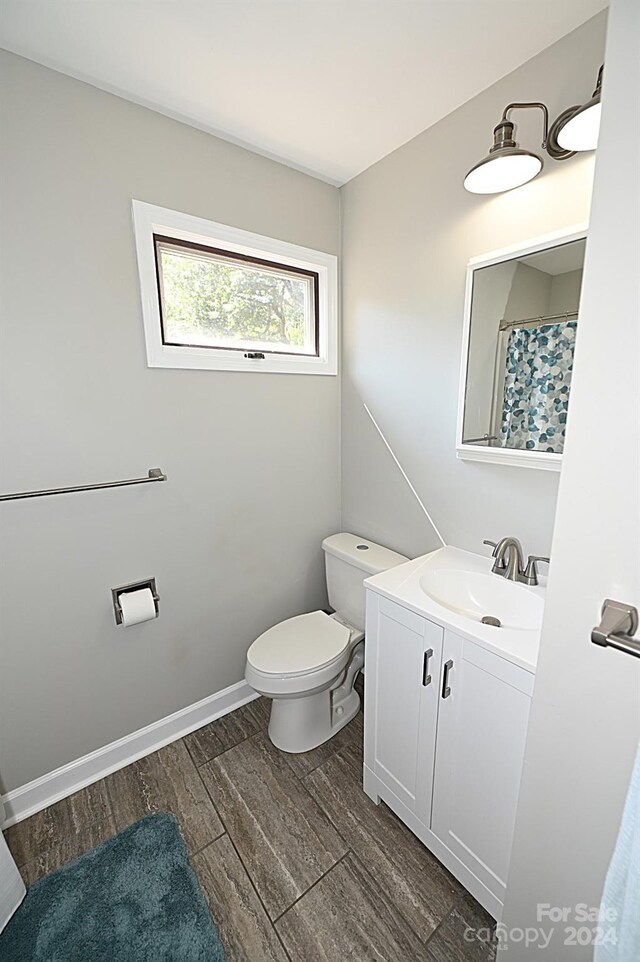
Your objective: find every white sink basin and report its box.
[419,567,544,631]
[364,545,545,671]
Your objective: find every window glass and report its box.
[155,236,318,357]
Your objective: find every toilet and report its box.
[245,533,408,753]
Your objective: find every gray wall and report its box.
[464,260,517,440]
[548,268,583,314]
[0,52,340,792]
[504,264,552,321]
[340,12,606,560]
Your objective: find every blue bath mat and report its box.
[0,812,226,961]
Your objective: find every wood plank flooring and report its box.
[4,692,496,961]
[200,731,348,920]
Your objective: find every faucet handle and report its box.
[483,540,506,569]
[523,555,550,586]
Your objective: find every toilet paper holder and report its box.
[112,578,160,626]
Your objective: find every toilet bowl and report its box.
[245,533,408,753]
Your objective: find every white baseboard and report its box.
[1,680,259,828]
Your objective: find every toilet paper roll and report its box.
[118,587,157,627]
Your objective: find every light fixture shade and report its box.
[464,148,543,194]
[556,99,602,151]
[552,65,603,153]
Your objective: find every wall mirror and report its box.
[457,226,587,471]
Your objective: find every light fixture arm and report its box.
[493,101,573,160]
[500,102,550,148]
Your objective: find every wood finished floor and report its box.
[4,693,496,961]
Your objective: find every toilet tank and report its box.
[322,533,409,630]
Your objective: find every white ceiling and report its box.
[522,240,586,275]
[0,0,606,185]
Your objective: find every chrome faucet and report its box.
[483,538,550,586]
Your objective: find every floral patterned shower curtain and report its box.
[500,321,577,454]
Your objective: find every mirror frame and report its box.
[456,223,589,472]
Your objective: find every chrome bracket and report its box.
[591,599,640,658]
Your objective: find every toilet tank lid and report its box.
[322,533,409,575]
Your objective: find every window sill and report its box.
[147,343,337,375]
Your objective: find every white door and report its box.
[364,593,443,814]
[0,801,25,933]
[431,634,533,906]
[502,0,640,957]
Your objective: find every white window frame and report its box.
[132,200,338,375]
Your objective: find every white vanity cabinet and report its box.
[364,596,444,823]
[363,589,534,920]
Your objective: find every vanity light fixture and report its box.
[552,65,603,152]
[464,103,552,194]
[464,66,604,194]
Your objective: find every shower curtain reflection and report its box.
[498,321,577,454]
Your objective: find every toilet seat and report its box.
[247,610,351,678]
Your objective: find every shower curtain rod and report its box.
[499,309,578,332]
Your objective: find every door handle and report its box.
[442,659,453,698]
[422,648,433,686]
[592,599,640,658]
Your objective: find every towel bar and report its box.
[0,468,167,502]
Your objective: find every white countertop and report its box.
[365,545,545,673]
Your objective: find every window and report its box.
[132,202,337,375]
[155,236,319,357]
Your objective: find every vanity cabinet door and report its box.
[430,633,534,905]
[364,592,443,815]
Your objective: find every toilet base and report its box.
[268,643,364,754]
[268,687,361,754]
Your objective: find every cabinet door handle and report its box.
[422,648,433,686]
[442,659,453,698]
